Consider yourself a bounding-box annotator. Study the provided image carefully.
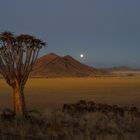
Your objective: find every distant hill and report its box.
[99,65,140,76]
[106,66,140,71]
[31,53,107,77]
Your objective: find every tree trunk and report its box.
[13,81,26,117]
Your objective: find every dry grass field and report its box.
[0,75,140,111]
[0,75,140,140]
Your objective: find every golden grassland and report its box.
[0,76,140,140]
[0,75,140,111]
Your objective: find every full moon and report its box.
[80,54,84,58]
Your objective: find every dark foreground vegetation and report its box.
[0,100,140,140]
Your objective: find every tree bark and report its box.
[13,81,26,117]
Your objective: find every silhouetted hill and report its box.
[31,53,107,77]
[105,66,140,71]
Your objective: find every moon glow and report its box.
[80,54,84,58]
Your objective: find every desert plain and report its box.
[0,74,140,112]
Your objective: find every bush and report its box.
[0,101,140,140]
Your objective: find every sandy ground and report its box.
[0,76,140,111]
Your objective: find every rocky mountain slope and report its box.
[31,53,106,77]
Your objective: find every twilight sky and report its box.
[0,0,140,68]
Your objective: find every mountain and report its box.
[31,53,106,77]
[105,66,140,71]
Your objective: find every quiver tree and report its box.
[0,32,46,117]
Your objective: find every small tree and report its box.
[0,32,46,117]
